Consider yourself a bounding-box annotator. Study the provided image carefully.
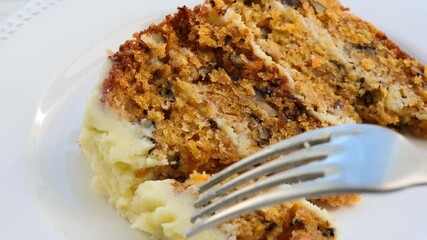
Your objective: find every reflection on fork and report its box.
[186,124,427,237]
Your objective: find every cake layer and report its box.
[229,0,427,133]
[231,0,362,125]
[308,0,427,134]
[102,5,327,181]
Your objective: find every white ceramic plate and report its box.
[1,0,426,239]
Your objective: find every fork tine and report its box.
[195,145,336,208]
[187,175,340,238]
[197,132,331,193]
[191,162,340,223]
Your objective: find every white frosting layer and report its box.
[129,180,233,240]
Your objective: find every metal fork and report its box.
[186,124,427,237]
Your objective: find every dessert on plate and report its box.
[79,0,427,239]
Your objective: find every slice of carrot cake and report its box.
[79,0,427,239]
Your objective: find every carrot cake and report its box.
[79,0,427,239]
